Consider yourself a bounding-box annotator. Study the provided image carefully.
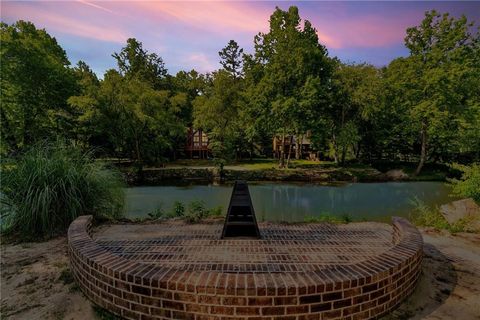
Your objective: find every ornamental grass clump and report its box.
[1,142,125,240]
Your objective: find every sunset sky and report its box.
[2,1,479,76]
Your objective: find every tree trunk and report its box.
[134,133,141,162]
[286,136,293,168]
[354,142,361,160]
[414,121,427,176]
[332,132,339,164]
[279,133,286,168]
[295,134,301,160]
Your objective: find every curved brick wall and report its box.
[68,216,423,320]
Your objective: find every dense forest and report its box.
[1,6,479,174]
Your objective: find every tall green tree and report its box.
[244,6,332,167]
[329,63,383,164]
[218,40,244,79]
[69,39,187,163]
[95,71,185,163]
[193,40,247,160]
[395,11,479,174]
[193,70,244,160]
[0,21,76,154]
[68,61,101,146]
[172,69,208,124]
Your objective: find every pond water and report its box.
[124,182,455,222]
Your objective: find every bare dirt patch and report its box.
[1,237,95,320]
[1,227,479,320]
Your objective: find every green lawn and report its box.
[165,158,337,170]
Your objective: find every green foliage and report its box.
[193,69,245,160]
[219,40,244,79]
[112,38,167,89]
[328,63,383,164]
[141,201,222,222]
[408,197,471,232]
[243,6,333,167]
[1,9,479,173]
[209,206,224,217]
[409,198,450,230]
[0,21,77,154]
[387,11,479,174]
[181,201,223,223]
[303,213,353,224]
[185,200,208,223]
[147,204,166,220]
[449,163,480,203]
[172,201,185,217]
[69,66,186,164]
[0,141,125,240]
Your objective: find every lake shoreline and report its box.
[121,166,447,186]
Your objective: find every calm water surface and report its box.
[124,182,454,222]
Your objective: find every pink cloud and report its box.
[2,1,415,50]
[132,2,347,49]
[1,1,440,74]
[315,30,342,49]
[128,2,271,35]
[2,2,129,43]
[185,53,216,73]
[309,12,421,49]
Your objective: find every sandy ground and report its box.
[1,228,479,320]
[0,238,96,320]
[382,229,480,320]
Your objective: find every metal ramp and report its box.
[221,181,261,239]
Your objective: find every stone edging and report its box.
[68,216,423,320]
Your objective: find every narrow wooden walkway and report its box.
[221,181,260,239]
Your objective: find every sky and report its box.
[2,1,479,77]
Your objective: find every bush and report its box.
[209,206,224,217]
[147,204,166,220]
[171,201,185,217]
[185,200,208,223]
[0,141,125,240]
[303,212,352,223]
[449,163,480,203]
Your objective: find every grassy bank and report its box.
[119,159,452,185]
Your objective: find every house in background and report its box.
[272,133,317,160]
[184,128,210,159]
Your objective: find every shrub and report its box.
[0,141,125,240]
[185,200,208,223]
[171,201,185,217]
[208,206,224,217]
[303,212,352,223]
[147,204,166,220]
[142,201,223,223]
[449,163,480,203]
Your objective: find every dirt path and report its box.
[1,229,479,320]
